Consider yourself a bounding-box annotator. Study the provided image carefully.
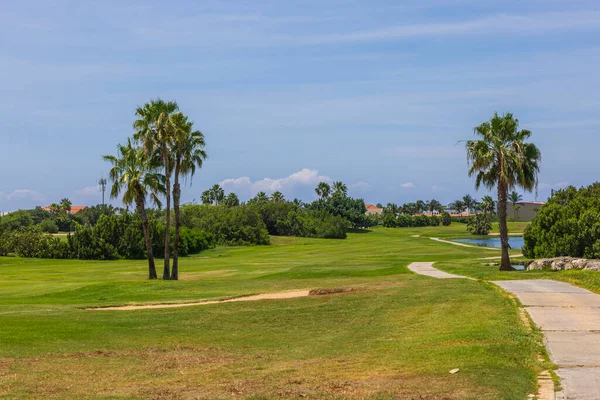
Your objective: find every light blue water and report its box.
[455,236,525,250]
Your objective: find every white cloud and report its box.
[539,181,570,190]
[220,169,330,197]
[401,182,416,189]
[77,185,101,196]
[3,189,43,201]
[349,181,371,193]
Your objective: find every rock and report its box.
[449,368,460,374]
[527,257,600,271]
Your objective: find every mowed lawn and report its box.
[0,225,544,399]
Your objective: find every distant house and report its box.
[365,204,383,215]
[42,205,87,214]
[510,201,545,222]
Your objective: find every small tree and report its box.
[467,214,492,235]
[441,212,452,226]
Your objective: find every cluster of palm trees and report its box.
[381,199,443,216]
[103,99,207,280]
[315,181,348,198]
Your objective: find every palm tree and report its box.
[201,190,211,204]
[415,200,426,215]
[255,192,268,202]
[170,112,207,280]
[508,191,523,221]
[480,195,496,215]
[133,98,179,280]
[462,194,478,215]
[332,181,348,197]
[103,139,164,279]
[209,184,224,205]
[315,182,331,199]
[271,191,285,202]
[385,203,399,216]
[223,192,240,207]
[451,200,466,216]
[59,198,72,214]
[428,199,441,215]
[466,112,541,271]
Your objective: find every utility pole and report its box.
[99,178,107,205]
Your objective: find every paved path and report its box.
[407,262,600,399]
[493,280,600,400]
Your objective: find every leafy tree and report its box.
[467,214,492,235]
[466,112,541,270]
[441,212,452,226]
[508,191,523,220]
[271,191,285,202]
[376,203,383,209]
[384,203,399,216]
[134,98,179,279]
[315,182,331,199]
[0,210,34,231]
[332,181,348,197]
[103,139,164,279]
[170,112,207,280]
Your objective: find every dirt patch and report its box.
[309,288,356,296]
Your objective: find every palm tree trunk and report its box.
[171,161,181,281]
[136,195,157,279]
[163,150,171,280]
[497,181,514,271]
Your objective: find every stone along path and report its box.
[407,262,600,399]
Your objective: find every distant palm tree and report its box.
[133,98,179,280]
[480,195,496,215]
[451,200,466,216]
[462,194,478,215]
[385,203,399,215]
[466,112,541,270]
[210,184,225,205]
[292,198,304,207]
[255,191,268,202]
[332,181,348,196]
[170,112,207,280]
[224,192,240,207]
[103,139,164,279]
[201,190,211,205]
[315,182,331,199]
[415,200,426,215]
[428,199,441,215]
[509,191,523,221]
[271,191,285,202]
[59,198,72,213]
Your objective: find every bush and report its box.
[275,210,349,239]
[308,195,367,229]
[39,218,59,234]
[524,183,600,259]
[466,214,492,235]
[181,204,269,246]
[441,212,452,226]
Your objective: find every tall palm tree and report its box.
[255,191,268,202]
[271,191,285,202]
[103,139,164,279]
[480,195,496,215]
[223,192,240,207]
[315,182,331,199]
[466,112,541,271]
[133,99,179,280]
[385,203,399,215]
[415,200,426,215]
[209,184,224,204]
[450,200,466,215]
[332,181,348,197]
[462,194,478,215]
[170,112,207,280]
[508,191,523,221]
[201,190,211,204]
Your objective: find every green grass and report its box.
[0,224,546,399]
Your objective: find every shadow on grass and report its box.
[348,228,373,234]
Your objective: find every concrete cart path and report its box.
[407,262,600,399]
[493,280,600,400]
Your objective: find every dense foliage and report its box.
[441,212,452,226]
[0,213,214,260]
[523,183,600,259]
[308,194,367,229]
[466,214,492,235]
[382,214,440,228]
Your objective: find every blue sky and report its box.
[1,0,600,211]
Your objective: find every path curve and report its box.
[406,262,578,400]
[429,237,499,250]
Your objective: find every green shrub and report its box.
[466,214,492,235]
[524,183,600,259]
[39,218,59,234]
[441,212,452,226]
[181,204,269,246]
[275,210,348,239]
[382,214,397,228]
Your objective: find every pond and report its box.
[455,236,525,250]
